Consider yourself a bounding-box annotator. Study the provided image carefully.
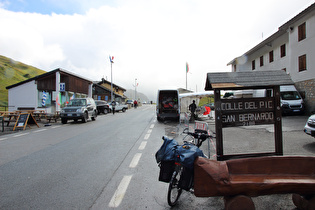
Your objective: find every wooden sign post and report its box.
[13,113,39,131]
[204,70,294,161]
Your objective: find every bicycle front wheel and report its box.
[167,167,183,206]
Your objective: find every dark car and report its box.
[60,98,97,124]
[95,100,110,114]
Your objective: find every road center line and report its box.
[108,175,133,208]
[138,141,147,150]
[129,153,142,168]
[150,124,155,129]
[144,133,150,140]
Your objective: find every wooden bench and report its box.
[194,156,315,209]
[45,112,60,123]
[0,111,18,126]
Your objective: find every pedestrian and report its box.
[189,100,197,121]
[134,100,138,109]
[111,101,116,115]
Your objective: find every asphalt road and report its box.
[0,105,314,209]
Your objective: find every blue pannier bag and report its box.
[155,136,179,183]
[176,143,205,170]
[176,143,205,190]
[155,136,179,163]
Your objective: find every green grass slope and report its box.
[0,55,46,110]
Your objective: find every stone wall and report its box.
[295,79,315,114]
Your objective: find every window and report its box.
[269,51,274,63]
[38,91,51,107]
[298,22,306,41]
[252,60,255,70]
[260,56,264,66]
[280,44,286,57]
[299,54,307,72]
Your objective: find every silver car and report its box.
[60,98,97,124]
[304,114,315,137]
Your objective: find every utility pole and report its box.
[109,55,114,102]
[133,78,138,100]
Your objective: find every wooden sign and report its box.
[13,113,39,131]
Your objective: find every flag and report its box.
[70,94,75,100]
[109,55,114,63]
[56,92,61,106]
[186,62,189,73]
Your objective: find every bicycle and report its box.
[167,128,214,206]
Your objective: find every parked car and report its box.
[60,98,97,124]
[304,114,315,137]
[108,102,128,112]
[126,99,134,107]
[95,100,110,114]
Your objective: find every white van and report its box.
[230,85,304,114]
[156,89,180,122]
[280,85,304,114]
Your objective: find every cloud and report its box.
[0,0,314,100]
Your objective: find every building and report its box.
[6,68,93,113]
[227,3,315,114]
[93,78,127,103]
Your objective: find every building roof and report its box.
[93,83,126,98]
[95,78,126,92]
[205,70,294,90]
[6,68,93,89]
[227,2,315,65]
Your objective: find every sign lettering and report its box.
[220,98,275,127]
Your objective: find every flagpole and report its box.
[111,60,113,102]
[186,62,188,90]
[186,71,187,90]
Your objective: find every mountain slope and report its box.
[124,89,150,103]
[0,55,46,109]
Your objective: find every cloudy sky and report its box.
[0,0,314,101]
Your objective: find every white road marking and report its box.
[0,137,8,141]
[147,129,152,134]
[129,153,142,168]
[52,125,62,129]
[108,175,133,208]
[150,124,155,129]
[144,133,150,140]
[13,132,29,138]
[33,129,47,133]
[138,141,147,150]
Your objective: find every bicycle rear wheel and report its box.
[167,167,183,206]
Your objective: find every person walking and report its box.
[133,100,138,109]
[189,100,197,121]
[111,101,116,115]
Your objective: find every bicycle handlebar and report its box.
[183,128,213,140]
